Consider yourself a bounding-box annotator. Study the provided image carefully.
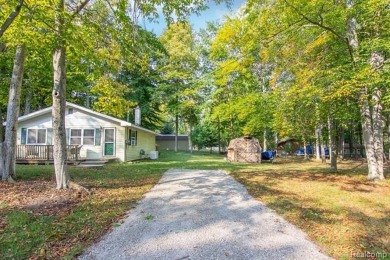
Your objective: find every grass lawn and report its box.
[0,151,389,259]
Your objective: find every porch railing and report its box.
[16,145,81,161]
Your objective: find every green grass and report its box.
[1,151,389,259]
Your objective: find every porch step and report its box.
[80,160,108,164]
[77,160,108,168]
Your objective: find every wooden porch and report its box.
[16,145,84,164]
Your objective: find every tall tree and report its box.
[158,21,198,152]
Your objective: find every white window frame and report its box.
[69,129,82,145]
[69,128,96,145]
[26,128,47,145]
[82,129,95,145]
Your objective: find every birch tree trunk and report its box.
[1,45,26,181]
[303,139,309,160]
[346,2,385,180]
[52,0,69,189]
[328,117,337,172]
[360,87,384,181]
[53,45,69,189]
[274,133,278,157]
[263,129,267,151]
[315,126,321,160]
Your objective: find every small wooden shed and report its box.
[227,136,262,163]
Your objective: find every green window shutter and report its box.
[21,128,27,144]
[47,128,53,145]
[135,131,138,146]
[95,128,101,145]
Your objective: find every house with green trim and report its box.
[13,102,158,162]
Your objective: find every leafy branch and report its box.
[0,0,24,38]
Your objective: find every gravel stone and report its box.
[79,169,331,260]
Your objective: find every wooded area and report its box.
[1,0,389,186]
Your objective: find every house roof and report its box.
[5,102,158,135]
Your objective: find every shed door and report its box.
[103,128,115,156]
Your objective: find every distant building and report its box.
[156,135,189,151]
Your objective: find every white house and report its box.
[11,102,158,162]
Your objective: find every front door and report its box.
[104,128,115,156]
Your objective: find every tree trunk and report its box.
[349,121,354,158]
[218,117,221,153]
[318,125,326,163]
[189,119,193,154]
[174,114,178,152]
[0,108,4,142]
[360,87,384,181]
[0,109,3,180]
[303,139,309,160]
[315,125,321,160]
[320,143,326,164]
[52,0,69,189]
[53,46,69,189]
[0,143,3,180]
[328,116,337,172]
[1,45,26,181]
[263,129,267,151]
[388,114,390,160]
[338,127,344,159]
[229,115,234,139]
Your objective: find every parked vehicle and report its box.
[295,145,329,156]
[261,150,276,160]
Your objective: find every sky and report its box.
[141,0,247,35]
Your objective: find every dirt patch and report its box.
[0,180,87,230]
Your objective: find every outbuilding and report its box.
[227,136,262,163]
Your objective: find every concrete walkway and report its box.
[79,169,331,260]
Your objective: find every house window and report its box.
[83,129,95,145]
[27,129,47,144]
[128,129,137,146]
[70,129,82,145]
[69,129,95,145]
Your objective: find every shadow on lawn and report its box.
[230,168,390,258]
[346,209,390,253]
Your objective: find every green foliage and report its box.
[160,122,174,134]
[191,123,219,150]
[91,76,135,118]
[157,21,200,136]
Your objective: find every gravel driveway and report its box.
[79,169,330,260]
